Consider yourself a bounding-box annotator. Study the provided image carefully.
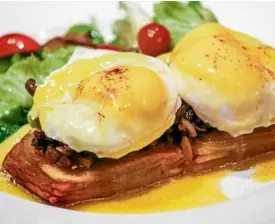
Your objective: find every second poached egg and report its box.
[170,23,275,137]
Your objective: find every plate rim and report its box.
[1,2,275,223]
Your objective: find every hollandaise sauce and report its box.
[252,160,275,183]
[73,171,228,213]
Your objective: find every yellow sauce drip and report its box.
[252,160,275,183]
[73,171,228,214]
[0,126,230,213]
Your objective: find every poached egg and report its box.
[30,48,180,158]
[170,23,275,137]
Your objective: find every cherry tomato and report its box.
[0,33,41,58]
[95,44,123,51]
[138,23,171,57]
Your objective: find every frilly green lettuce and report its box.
[0,47,73,142]
[154,1,218,48]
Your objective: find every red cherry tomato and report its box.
[95,44,123,51]
[0,33,41,58]
[138,23,171,57]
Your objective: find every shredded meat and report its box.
[29,100,208,170]
[32,130,63,151]
[178,102,211,134]
[165,101,210,142]
[178,118,197,138]
[45,146,60,163]
[56,155,72,168]
[175,101,190,124]
[181,137,193,161]
[25,79,37,96]
[32,130,97,168]
[185,108,195,121]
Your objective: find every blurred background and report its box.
[0,1,275,46]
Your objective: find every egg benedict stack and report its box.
[3,23,275,206]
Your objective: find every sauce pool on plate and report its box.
[252,160,275,183]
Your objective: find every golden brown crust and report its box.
[3,132,186,206]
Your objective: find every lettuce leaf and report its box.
[154,1,218,48]
[0,121,21,142]
[0,58,11,74]
[0,54,29,75]
[111,2,150,48]
[0,46,73,142]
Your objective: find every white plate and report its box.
[1,2,275,224]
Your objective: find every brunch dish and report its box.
[1,1,275,221]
